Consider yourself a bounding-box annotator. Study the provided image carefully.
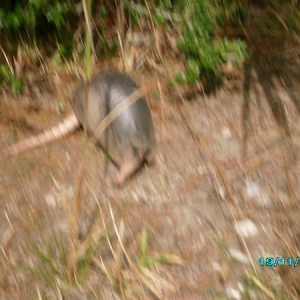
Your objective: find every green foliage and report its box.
[123,0,247,90]
[0,1,118,62]
[0,64,22,94]
[29,241,68,288]
[0,1,75,34]
[77,245,95,279]
[26,233,93,289]
[0,0,76,59]
[217,0,248,27]
[177,0,247,89]
[137,228,155,267]
[136,228,167,268]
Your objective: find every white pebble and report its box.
[226,287,241,300]
[229,248,249,264]
[234,219,258,238]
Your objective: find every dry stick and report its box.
[93,83,154,141]
[0,47,14,75]
[67,162,85,280]
[67,182,107,268]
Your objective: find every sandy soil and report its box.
[0,73,299,299]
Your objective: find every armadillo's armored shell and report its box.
[71,71,155,163]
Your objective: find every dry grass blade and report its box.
[246,272,275,300]
[138,265,176,292]
[109,205,176,298]
[144,0,162,61]
[0,47,14,74]
[129,1,181,22]
[66,161,86,278]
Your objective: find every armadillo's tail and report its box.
[3,114,79,157]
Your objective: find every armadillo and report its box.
[3,71,156,186]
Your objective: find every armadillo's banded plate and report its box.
[71,71,155,161]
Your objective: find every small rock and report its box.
[234,219,258,238]
[245,180,261,198]
[211,261,222,272]
[244,179,271,206]
[45,193,56,207]
[229,248,249,264]
[222,127,232,138]
[226,286,242,300]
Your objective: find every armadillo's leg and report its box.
[114,149,144,187]
[97,144,121,169]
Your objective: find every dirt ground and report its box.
[0,71,300,299]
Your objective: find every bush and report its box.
[0,0,248,92]
[176,0,247,90]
